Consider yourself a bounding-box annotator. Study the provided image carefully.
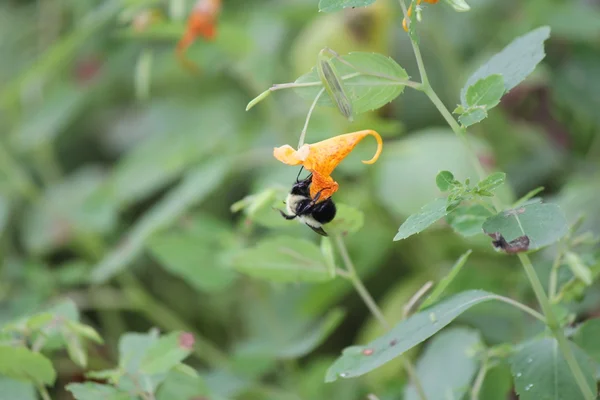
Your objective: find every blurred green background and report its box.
[1,0,600,399]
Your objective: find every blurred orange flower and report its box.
[402,0,439,31]
[273,130,383,201]
[176,0,221,73]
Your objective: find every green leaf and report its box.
[510,337,596,400]
[64,333,87,368]
[246,89,271,111]
[65,320,104,344]
[66,383,131,400]
[231,237,334,283]
[147,215,237,293]
[460,26,551,104]
[119,330,159,374]
[0,196,9,236]
[0,346,56,385]
[91,159,230,283]
[458,107,487,127]
[325,203,364,235]
[444,0,470,12]
[318,0,376,12]
[394,198,448,241]
[326,290,502,381]
[479,364,513,400]
[0,377,36,400]
[482,202,568,252]
[317,49,353,120]
[405,328,482,400]
[435,171,458,192]
[419,250,472,310]
[446,204,493,237]
[320,237,337,278]
[564,252,593,285]
[156,366,210,400]
[294,52,409,115]
[573,319,600,364]
[464,74,506,109]
[140,331,194,375]
[476,172,506,194]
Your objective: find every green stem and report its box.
[37,385,51,400]
[517,254,595,400]
[398,2,595,397]
[470,352,488,400]
[548,245,565,302]
[491,294,545,323]
[298,88,324,148]
[334,235,428,400]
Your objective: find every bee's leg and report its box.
[279,209,297,220]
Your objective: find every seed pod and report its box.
[316,49,354,121]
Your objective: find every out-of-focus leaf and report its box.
[479,363,513,400]
[64,333,87,368]
[573,319,600,364]
[510,337,596,400]
[0,195,9,236]
[435,171,458,192]
[476,172,506,194]
[21,166,117,255]
[294,52,409,115]
[0,346,56,385]
[66,383,131,400]
[419,250,472,310]
[139,332,194,375]
[156,366,210,400]
[0,377,36,400]
[394,198,448,241]
[118,330,159,374]
[320,237,337,278]
[147,214,237,293]
[318,0,376,12]
[482,202,568,252]
[91,159,230,283]
[458,108,487,127]
[11,85,87,151]
[326,290,500,381]
[405,328,482,400]
[446,205,493,237]
[231,236,334,283]
[325,203,364,235]
[461,26,550,104]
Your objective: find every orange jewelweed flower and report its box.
[402,0,439,31]
[176,0,221,74]
[273,130,383,201]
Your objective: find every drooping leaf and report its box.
[231,236,334,283]
[140,331,194,375]
[317,49,353,120]
[318,0,376,12]
[482,202,568,252]
[460,26,551,104]
[91,159,230,283]
[394,198,448,241]
[294,52,409,115]
[446,204,493,237]
[405,328,482,400]
[464,74,505,109]
[510,337,596,400]
[573,319,600,364]
[66,382,131,400]
[326,290,502,381]
[0,346,56,385]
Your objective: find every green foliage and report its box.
[318,0,376,12]
[66,383,131,400]
[394,198,448,241]
[0,347,56,386]
[510,337,596,400]
[456,74,505,127]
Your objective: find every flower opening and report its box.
[273,130,383,201]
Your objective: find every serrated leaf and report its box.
[91,159,230,283]
[325,203,364,235]
[476,172,506,193]
[510,337,596,400]
[394,198,448,241]
[446,204,493,237]
[294,52,409,115]
[326,290,502,381]
[231,237,334,283]
[435,171,458,192]
[140,331,194,375]
[66,383,131,400]
[573,319,600,365]
[458,107,487,127]
[318,0,376,12]
[460,27,551,104]
[405,328,482,400]
[0,346,56,385]
[465,74,505,109]
[482,203,568,252]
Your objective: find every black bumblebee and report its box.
[279,171,337,236]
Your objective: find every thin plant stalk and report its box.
[396,1,595,397]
